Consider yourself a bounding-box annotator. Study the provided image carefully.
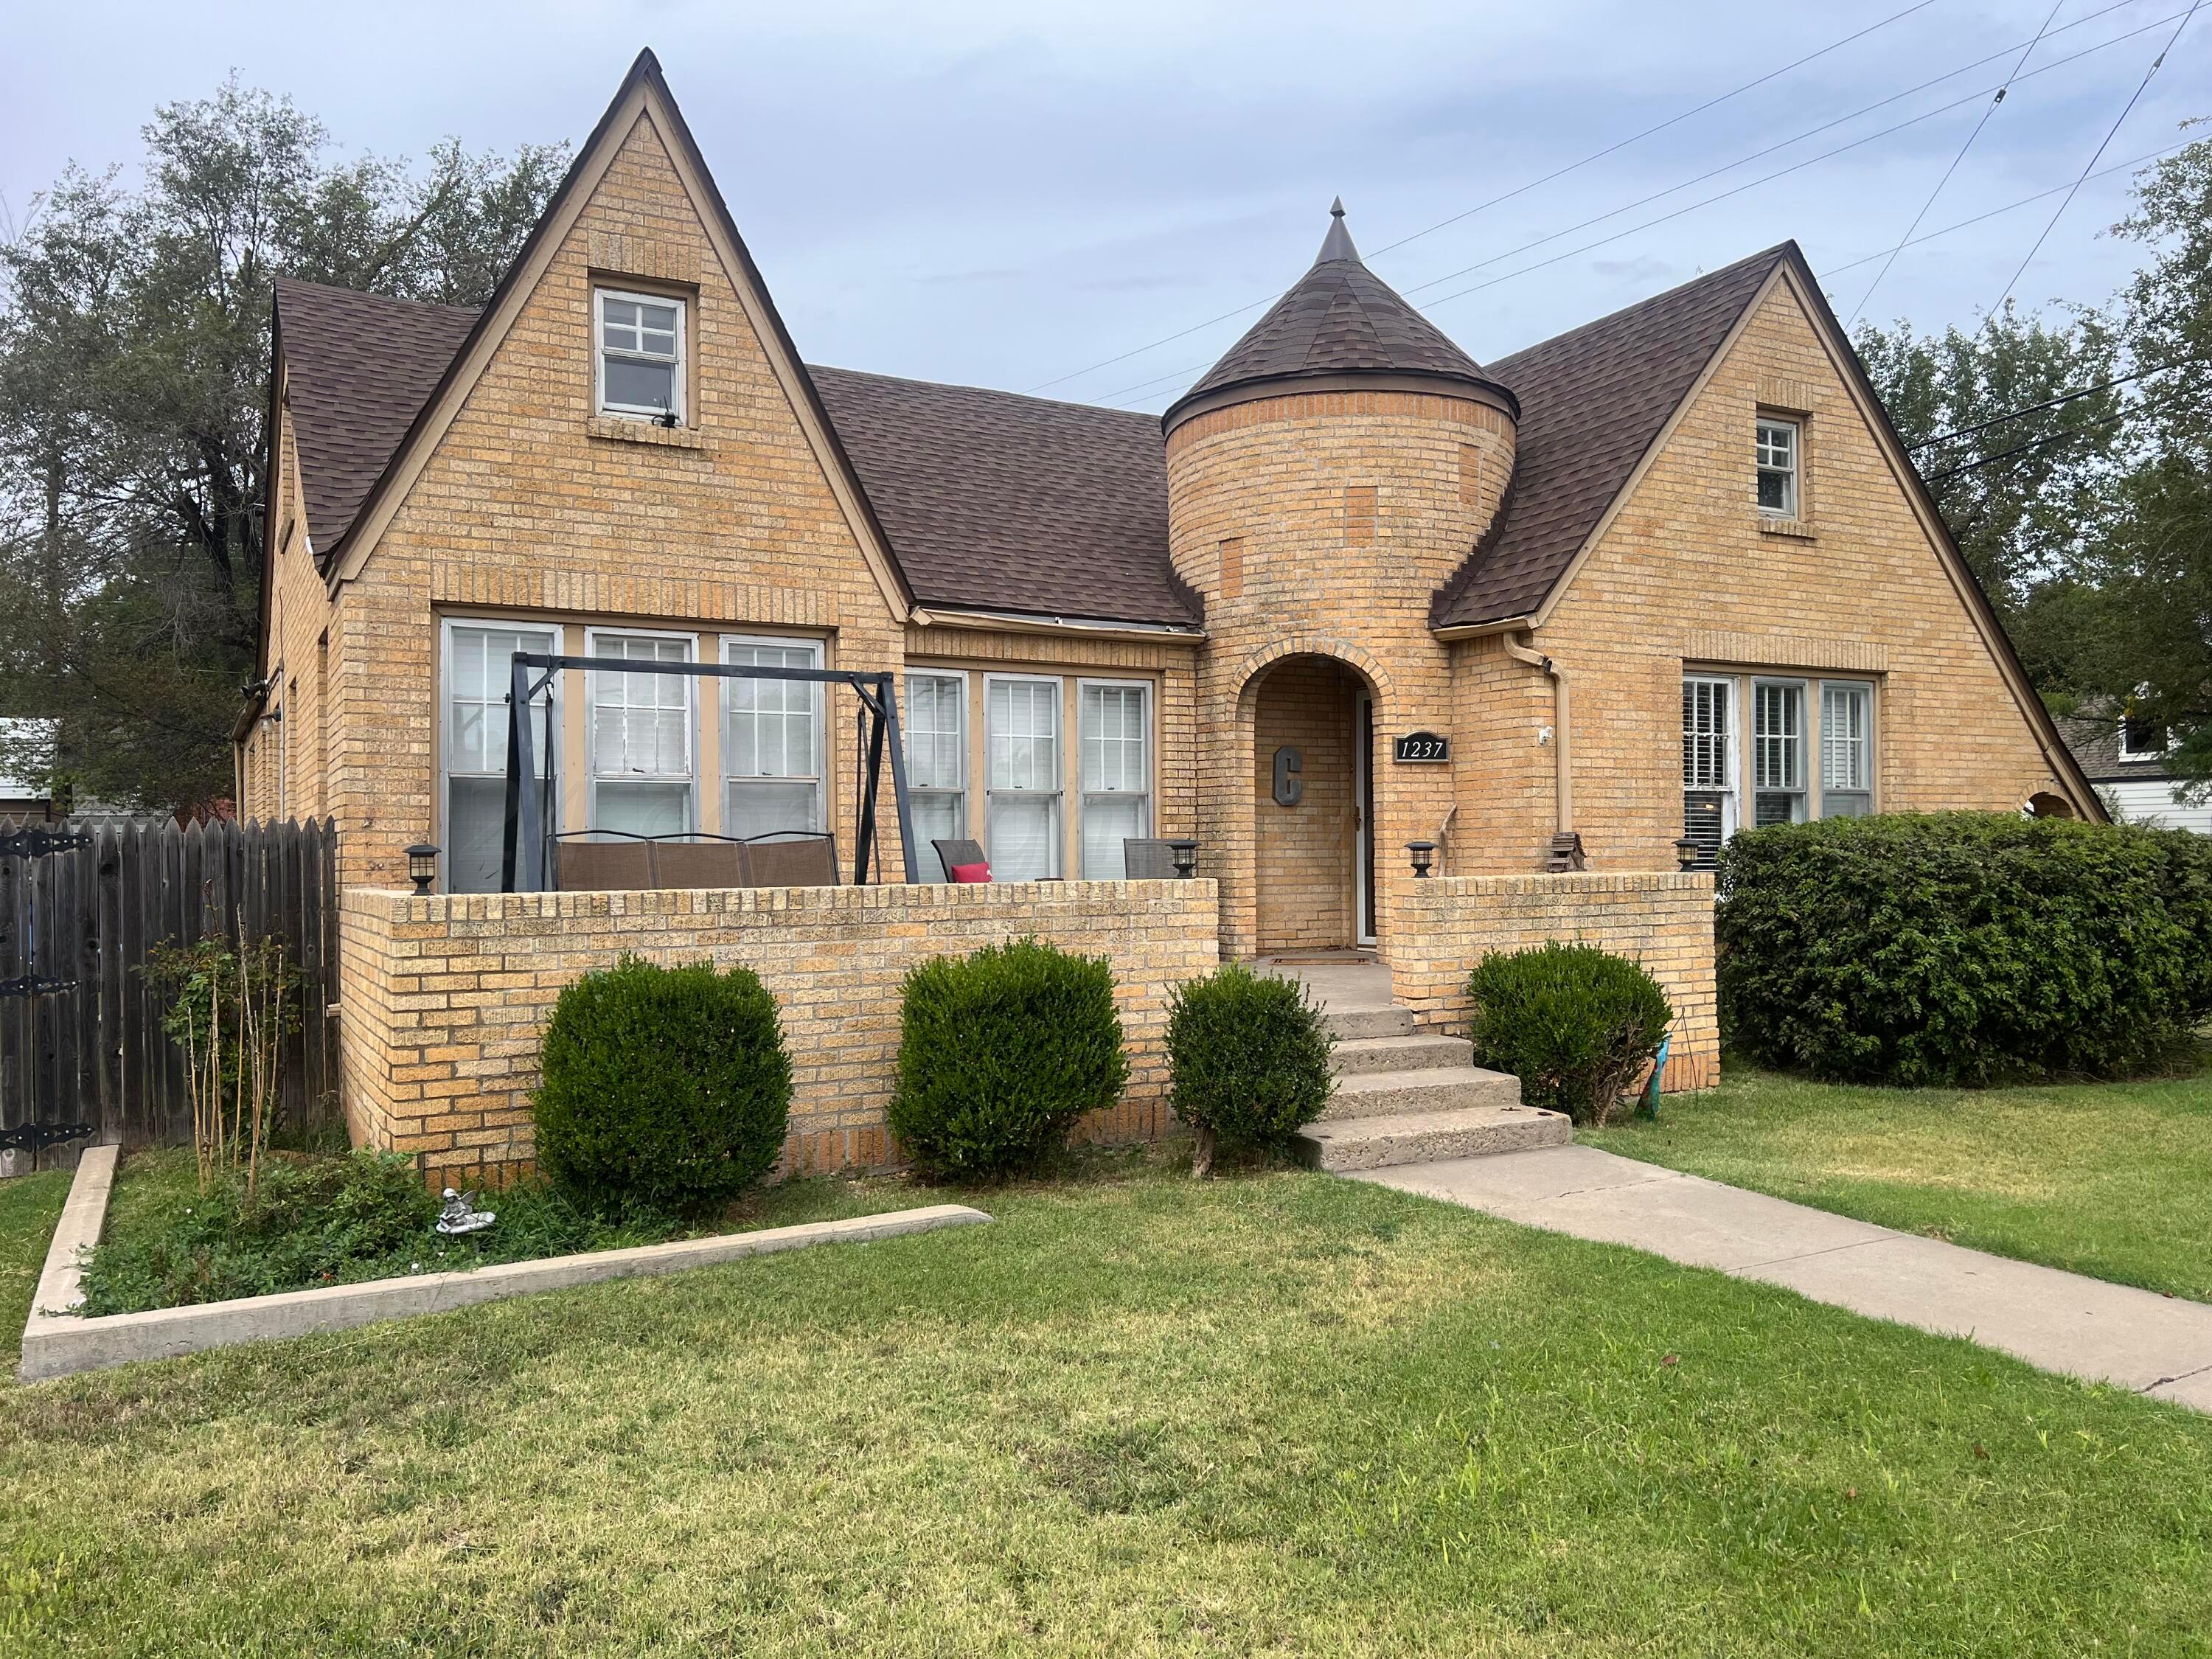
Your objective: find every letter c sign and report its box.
[1273,745,1304,807]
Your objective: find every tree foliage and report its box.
[0,78,566,811]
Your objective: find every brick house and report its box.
[236,53,2101,1179]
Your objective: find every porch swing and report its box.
[495,650,919,893]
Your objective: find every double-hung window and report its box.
[723,637,823,841]
[985,675,1062,880]
[596,288,684,422]
[588,630,694,836]
[1820,682,1874,817]
[1078,681,1151,878]
[444,620,557,893]
[1751,681,1808,826]
[1756,417,1798,516]
[1680,676,1733,868]
[905,672,969,880]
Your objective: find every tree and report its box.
[0,79,566,812]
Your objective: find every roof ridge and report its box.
[274,275,484,321]
[1486,243,1793,375]
[804,361,1162,424]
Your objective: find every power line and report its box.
[1847,0,2066,327]
[1021,0,1944,393]
[1906,358,2197,450]
[1993,0,2205,312]
[1396,4,2177,307]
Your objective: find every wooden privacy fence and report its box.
[0,818,340,1168]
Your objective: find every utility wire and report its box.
[1848,0,2066,327]
[1022,0,1943,392]
[1906,358,2196,448]
[1993,0,2205,312]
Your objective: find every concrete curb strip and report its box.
[18,1147,990,1384]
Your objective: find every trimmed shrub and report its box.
[890,937,1128,1180]
[1166,962,1335,1175]
[534,956,791,1214]
[1717,812,2212,1087]
[1465,942,1672,1127]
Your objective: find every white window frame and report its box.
[721,633,826,841]
[1681,674,1737,866]
[1750,677,1809,827]
[594,285,687,424]
[1077,677,1153,880]
[1818,680,1875,817]
[585,626,698,835]
[1756,416,1799,518]
[439,616,563,893]
[983,672,1065,880]
[904,669,970,880]
[2118,712,2171,762]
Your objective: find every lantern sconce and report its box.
[1166,838,1199,880]
[1405,840,1437,879]
[406,842,441,897]
[1674,835,1703,872]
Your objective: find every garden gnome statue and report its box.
[435,1188,496,1236]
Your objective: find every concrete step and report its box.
[1320,1064,1523,1121]
[1321,1004,1414,1041]
[1295,1102,1571,1172]
[1329,1032,1475,1077]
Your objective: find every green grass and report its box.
[0,1168,72,1377]
[4,1152,2211,1654]
[1587,1062,2212,1301]
[79,1148,916,1315]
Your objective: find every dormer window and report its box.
[2119,712,2169,762]
[1756,417,1798,516]
[596,288,684,422]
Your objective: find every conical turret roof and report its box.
[1164,201,1512,431]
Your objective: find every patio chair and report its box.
[931,838,990,883]
[1121,838,1178,879]
[740,832,840,888]
[551,832,654,891]
[646,835,747,890]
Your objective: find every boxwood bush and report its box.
[534,956,791,1214]
[1717,812,2212,1086]
[1465,942,1672,1127]
[889,937,1128,1180]
[1166,962,1334,1175]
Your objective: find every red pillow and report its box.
[949,860,992,884]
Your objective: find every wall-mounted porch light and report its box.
[1405,840,1437,878]
[1166,838,1199,880]
[406,842,441,896]
[1674,835,1702,872]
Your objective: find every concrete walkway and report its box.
[1358,1144,2212,1412]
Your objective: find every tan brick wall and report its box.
[1166,388,1514,957]
[338,878,1221,1189]
[1467,273,2077,872]
[1389,872,1719,1092]
[1251,655,1360,952]
[241,419,344,823]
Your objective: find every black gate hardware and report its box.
[0,1121,97,1155]
[0,974,77,1000]
[0,827,91,858]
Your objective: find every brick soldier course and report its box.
[240,51,2100,1180]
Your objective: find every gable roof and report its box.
[2057,709,2175,782]
[810,368,1193,626]
[1431,244,1789,628]
[274,279,478,554]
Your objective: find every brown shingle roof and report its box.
[808,366,1194,626]
[271,279,1195,625]
[274,278,479,560]
[1169,204,1500,422]
[1431,244,1790,628]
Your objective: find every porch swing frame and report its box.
[498,651,919,892]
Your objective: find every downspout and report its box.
[1500,634,1571,835]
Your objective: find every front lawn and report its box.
[4,1156,2211,1654]
[0,1168,72,1376]
[1587,1061,2212,1301]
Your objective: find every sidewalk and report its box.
[1358,1144,2212,1412]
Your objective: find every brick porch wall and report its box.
[339,879,1222,1190]
[1387,872,1719,1091]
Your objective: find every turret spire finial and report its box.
[1316,198,1359,265]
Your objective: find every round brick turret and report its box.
[1164,203,1517,959]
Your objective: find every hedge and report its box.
[1166,961,1335,1173]
[1717,812,2212,1086]
[1465,942,1672,1127]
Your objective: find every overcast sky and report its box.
[4,1,2206,410]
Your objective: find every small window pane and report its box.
[603,356,676,412]
[446,776,511,894]
[726,780,820,840]
[1753,684,1804,790]
[1756,418,1798,515]
[989,796,1057,882]
[1821,684,1871,799]
[1682,679,1729,790]
[596,782,689,838]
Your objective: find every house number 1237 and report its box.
[1393,731,1450,763]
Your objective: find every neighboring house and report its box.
[2059,708,2212,835]
[238,50,2098,965]
[0,719,59,821]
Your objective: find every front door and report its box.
[1354,694,1377,945]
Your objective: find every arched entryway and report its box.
[1245,653,1380,953]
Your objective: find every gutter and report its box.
[910,606,1207,644]
[1501,633,1573,838]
